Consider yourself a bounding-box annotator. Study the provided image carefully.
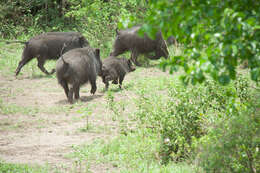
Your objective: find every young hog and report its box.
[56,47,102,104]
[102,56,136,90]
[110,25,169,66]
[15,32,89,76]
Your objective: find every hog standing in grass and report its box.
[110,25,169,66]
[102,56,136,90]
[15,32,89,76]
[56,47,102,104]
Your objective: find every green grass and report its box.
[0,99,40,116]
[0,161,49,173]
[0,98,73,116]
[69,129,197,173]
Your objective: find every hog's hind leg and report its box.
[90,77,97,95]
[74,84,80,100]
[60,80,69,99]
[68,87,74,104]
[119,75,125,89]
[37,57,51,75]
[15,56,34,76]
[130,50,141,66]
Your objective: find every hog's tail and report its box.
[61,56,69,72]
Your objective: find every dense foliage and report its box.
[136,75,259,171]
[135,0,260,85]
[197,108,259,173]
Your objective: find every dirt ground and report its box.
[0,67,167,172]
[0,72,125,172]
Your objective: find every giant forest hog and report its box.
[110,25,169,66]
[56,47,102,104]
[102,56,136,89]
[15,32,89,76]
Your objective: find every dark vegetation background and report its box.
[0,0,146,57]
[0,0,259,172]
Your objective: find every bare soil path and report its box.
[0,73,121,172]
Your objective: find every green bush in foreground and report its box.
[196,109,259,173]
[136,75,256,165]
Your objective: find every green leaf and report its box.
[251,68,260,82]
[218,75,230,85]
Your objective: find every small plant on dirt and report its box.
[77,106,93,132]
[106,90,123,121]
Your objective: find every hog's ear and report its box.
[116,28,119,35]
[95,48,100,58]
[79,36,88,47]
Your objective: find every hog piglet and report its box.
[15,32,89,76]
[56,47,102,104]
[110,25,169,66]
[102,56,136,90]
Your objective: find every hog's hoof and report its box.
[90,89,96,95]
[112,80,118,84]
[15,70,20,76]
[68,99,73,104]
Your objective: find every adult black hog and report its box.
[15,32,89,76]
[102,56,136,90]
[56,47,102,104]
[110,25,169,66]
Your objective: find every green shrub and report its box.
[136,76,255,164]
[196,109,259,173]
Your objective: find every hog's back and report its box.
[56,48,98,85]
[28,35,84,60]
[118,26,161,53]
[103,57,128,76]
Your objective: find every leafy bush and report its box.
[0,0,72,38]
[196,108,259,173]
[136,75,256,164]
